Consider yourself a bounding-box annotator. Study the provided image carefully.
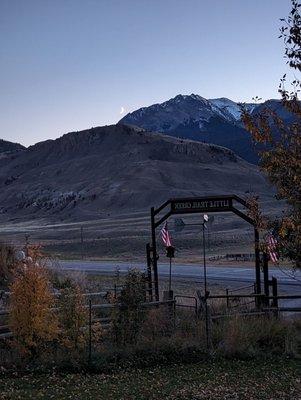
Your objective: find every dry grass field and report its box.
[0,203,281,262]
[1,358,300,400]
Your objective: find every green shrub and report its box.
[58,284,88,352]
[110,269,147,345]
[0,243,18,289]
[140,307,174,342]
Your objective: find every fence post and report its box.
[194,297,198,319]
[146,243,153,301]
[263,252,269,307]
[271,277,279,317]
[173,299,176,330]
[88,299,92,364]
[226,288,229,309]
[254,228,261,308]
[151,207,159,301]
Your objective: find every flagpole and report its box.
[161,222,174,296]
[202,215,210,351]
[202,222,207,296]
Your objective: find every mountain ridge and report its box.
[119,94,291,163]
[0,139,25,154]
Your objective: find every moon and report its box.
[120,106,125,115]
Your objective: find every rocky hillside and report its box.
[0,139,25,156]
[119,95,294,164]
[0,124,273,223]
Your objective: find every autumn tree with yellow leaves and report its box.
[9,262,58,356]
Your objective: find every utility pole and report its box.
[25,234,30,257]
[80,226,84,260]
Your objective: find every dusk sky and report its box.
[1,0,291,146]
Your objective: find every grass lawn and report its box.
[0,358,300,400]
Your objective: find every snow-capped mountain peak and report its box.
[118,94,293,164]
[209,98,243,121]
[120,93,247,134]
[118,93,262,163]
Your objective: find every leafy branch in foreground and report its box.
[241,0,301,268]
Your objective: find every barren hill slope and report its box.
[0,124,273,224]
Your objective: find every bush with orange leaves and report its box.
[26,244,43,261]
[9,261,58,357]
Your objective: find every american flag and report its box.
[161,222,172,247]
[267,234,279,263]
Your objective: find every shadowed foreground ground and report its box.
[1,358,300,400]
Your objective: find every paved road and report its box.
[59,259,301,293]
[58,260,301,310]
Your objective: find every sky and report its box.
[0,0,292,146]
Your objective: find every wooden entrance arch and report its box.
[149,195,261,301]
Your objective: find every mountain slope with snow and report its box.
[120,94,250,132]
[119,94,259,162]
[209,98,257,121]
[119,94,293,164]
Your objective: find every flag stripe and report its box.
[161,222,172,247]
[267,234,278,263]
